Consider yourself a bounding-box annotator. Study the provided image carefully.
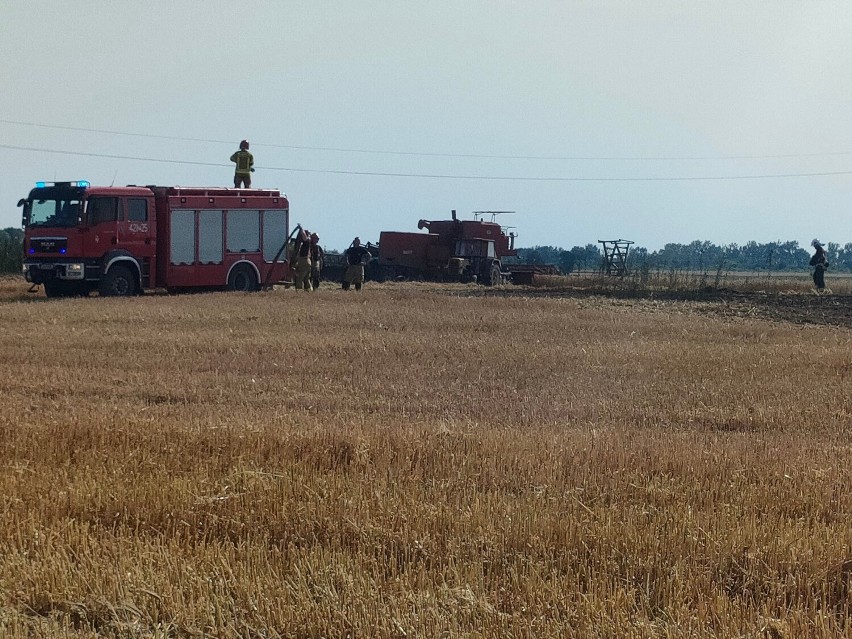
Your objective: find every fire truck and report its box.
[18,181,295,297]
[372,210,518,285]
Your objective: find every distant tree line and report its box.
[512,240,852,274]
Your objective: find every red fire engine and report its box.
[18,181,294,297]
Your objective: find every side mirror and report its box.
[17,199,25,207]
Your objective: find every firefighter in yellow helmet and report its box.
[231,140,254,188]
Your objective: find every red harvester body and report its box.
[375,210,517,285]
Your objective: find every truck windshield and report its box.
[29,198,82,228]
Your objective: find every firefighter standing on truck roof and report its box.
[294,229,313,291]
[342,237,371,291]
[310,233,324,290]
[231,140,254,188]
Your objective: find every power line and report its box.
[3,118,852,162]
[3,143,852,181]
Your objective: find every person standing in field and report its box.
[342,237,371,291]
[809,238,830,294]
[294,229,313,291]
[309,233,324,290]
[231,140,254,188]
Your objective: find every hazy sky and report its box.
[2,1,851,251]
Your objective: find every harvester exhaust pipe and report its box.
[451,209,457,220]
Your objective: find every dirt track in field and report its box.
[470,286,852,328]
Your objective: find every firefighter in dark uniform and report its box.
[231,140,254,188]
[342,237,371,291]
[309,233,324,290]
[810,239,830,294]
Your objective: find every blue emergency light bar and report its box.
[34,180,90,188]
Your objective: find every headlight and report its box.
[66,264,83,273]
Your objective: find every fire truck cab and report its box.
[19,181,292,297]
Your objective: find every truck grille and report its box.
[30,237,68,254]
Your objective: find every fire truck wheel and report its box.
[99,265,137,297]
[227,264,259,292]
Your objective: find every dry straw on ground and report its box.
[0,278,850,637]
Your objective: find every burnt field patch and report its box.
[469,286,852,328]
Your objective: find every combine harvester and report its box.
[370,210,557,285]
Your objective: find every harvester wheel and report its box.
[227,264,259,292]
[99,265,137,297]
[486,263,502,286]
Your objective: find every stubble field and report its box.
[0,277,851,638]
